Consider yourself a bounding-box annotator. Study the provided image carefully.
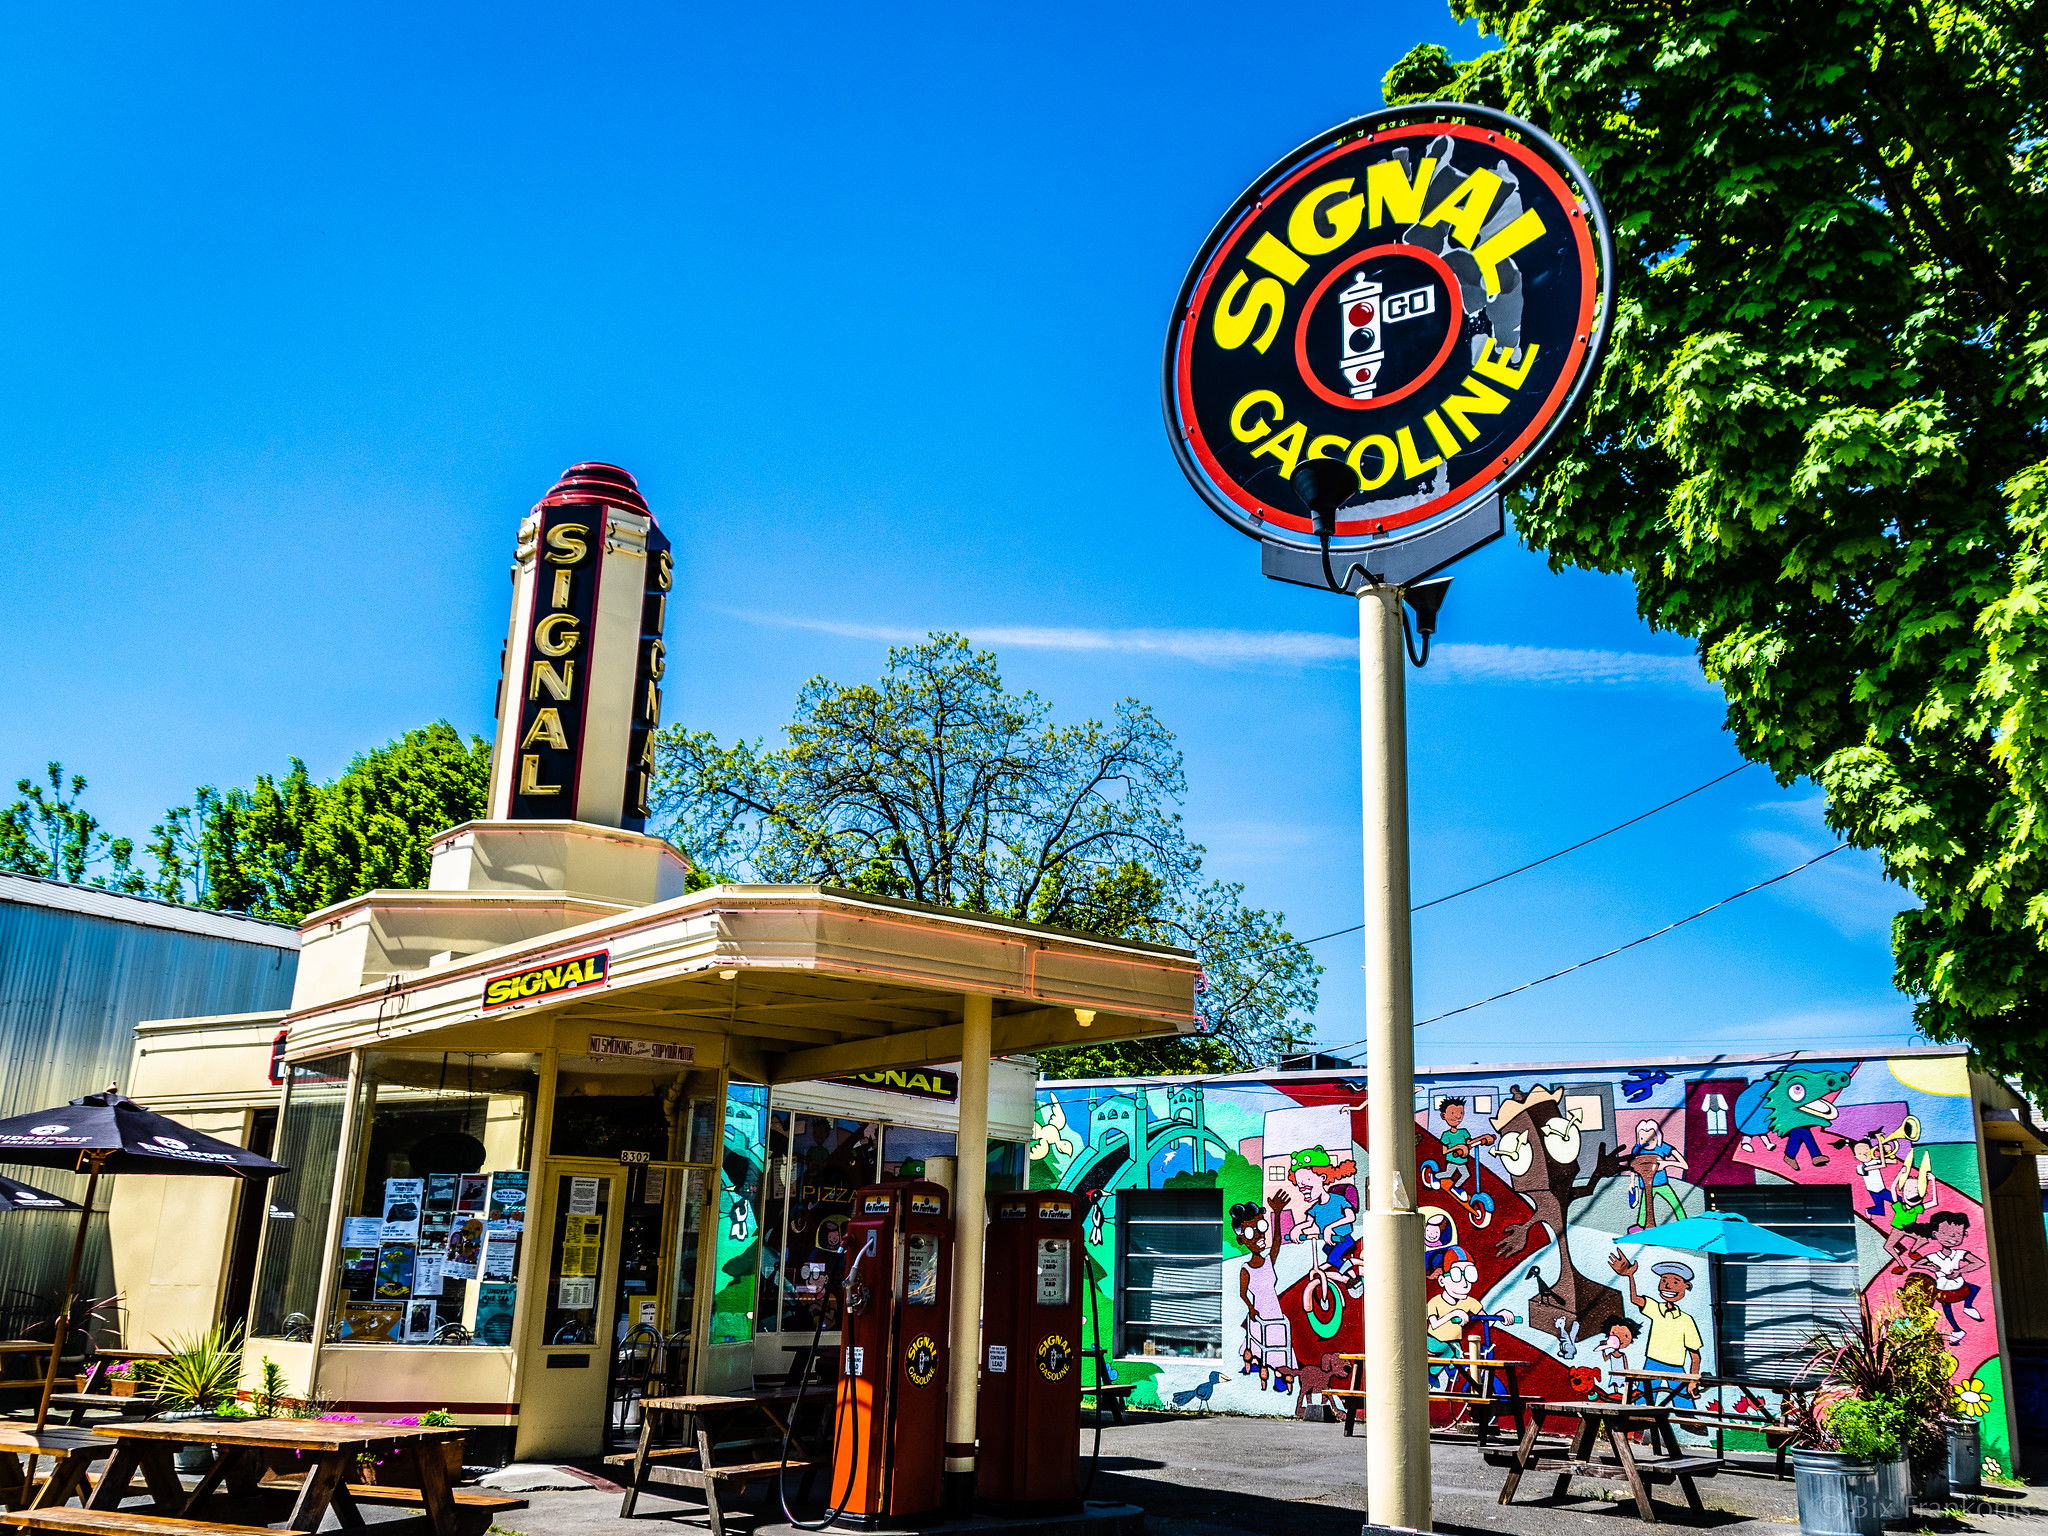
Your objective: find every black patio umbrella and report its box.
[0,1173,82,1212]
[0,1088,285,1427]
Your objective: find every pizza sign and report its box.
[1166,105,1610,563]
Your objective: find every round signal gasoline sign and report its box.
[905,1335,940,1388]
[1165,104,1611,552]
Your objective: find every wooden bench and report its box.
[610,1394,814,1536]
[1081,1382,1137,1425]
[44,1396,163,1428]
[255,1477,527,1514]
[1670,1412,1801,1475]
[0,1510,275,1536]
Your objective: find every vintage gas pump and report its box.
[830,1180,953,1528]
[977,1190,1082,1511]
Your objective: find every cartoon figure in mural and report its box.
[1909,1210,1986,1345]
[1287,1147,1362,1310]
[1732,1062,1854,1170]
[1422,1205,1469,1278]
[1424,1258,1482,1384]
[1420,1097,1496,1226]
[1231,1193,1297,1393]
[1490,1086,1625,1338]
[1623,1118,1688,1232]
[1170,1371,1227,1412]
[1594,1315,1636,1392]
[1841,1115,1920,1218]
[1031,1100,1080,1166]
[1606,1251,1702,1409]
[1883,1151,1942,1269]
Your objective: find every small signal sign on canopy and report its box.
[1164,104,1612,591]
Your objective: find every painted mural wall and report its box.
[1033,1051,2019,1472]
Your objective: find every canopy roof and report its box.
[282,883,1202,1079]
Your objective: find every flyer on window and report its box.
[381,1178,424,1243]
[481,1233,519,1283]
[339,1302,403,1342]
[405,1300,438,1342]
[419,1209,454,1253]
[568,1176,599,1216]
[412,1250,446,1297]
[444,1217,485,1279]
[475,1283,516,1345]
[374,1242,417,1300]
[556,1276,596,1310]
[340,1246,376,1300]
[425,1172,458,1211]
[456,1173,489,1212]
[486,1171,528,1229]
[342,1216,382,1248]
[560,1213,602,1278]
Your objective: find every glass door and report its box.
[518,1164,627,1457]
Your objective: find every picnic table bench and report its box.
[605,1393,816,1536]
[1617,1370,1814,1475]
[1331,1353,1532,1444]
[1495,1402,1721,1523]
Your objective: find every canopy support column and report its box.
[944,993,991,1512]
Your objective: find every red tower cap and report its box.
[535,462,649,515]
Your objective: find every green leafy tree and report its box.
[0,763,144,891]
[1387,0,2048,1090]
[651,635,1320,1073]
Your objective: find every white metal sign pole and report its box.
[1358,582,1431,1531]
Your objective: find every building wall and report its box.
[0,877,297,1326]
[1034,1049,2032,1474]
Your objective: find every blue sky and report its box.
[5,0,1918,1066]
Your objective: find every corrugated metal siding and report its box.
[0,898,298,1320]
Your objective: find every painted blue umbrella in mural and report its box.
[1612,1210,1841,1262]
[0,1087,284,1427]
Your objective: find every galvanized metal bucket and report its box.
[1791,1448,1884,1536]
[1946,1420,1982,1494]
[1874,1456,1912,1521]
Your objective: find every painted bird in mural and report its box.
[1620,1070,1671,1104]
[1171,1371,1227,1411]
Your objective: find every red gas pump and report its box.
[977,1190,1083,1511]
[829,1180,952,1528]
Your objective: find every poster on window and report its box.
[405,1300,438,1342]
[339,1302,403,1342]
[340,1246,376,1301]
[486,1171,528,1230]
[412,1250,447,1297]
[475,1283,516,1345]
[342,1216,382,1248]
[457,1173,488,1212]
[419,1209,454,1253]
[556,1276,596,1310]
[381,1178,424,1242]
[481,1233,519,1284]
[425,1172,458,1210]
[561,1213,602,1278]
[568,1176,600,1215]
[445,1217,485,1280]
[374,1243,416,1301]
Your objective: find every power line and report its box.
[1239,761,1759,965]
[1408,843,1852,1029]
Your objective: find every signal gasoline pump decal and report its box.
[905,1335,940,1387]
[1167,110,1606,545]
[1036,1334,1074,1382]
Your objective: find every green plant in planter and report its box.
[1808,1295,1954,1462]
[253,1358,289,1418]
[1826,1396,1912,1462]
[418,1410,454,1428]
[151,1323,245,1414]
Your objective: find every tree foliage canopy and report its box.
[2,724,490,925]
[1388,0,2048,1090]
[652,635,1320,1074]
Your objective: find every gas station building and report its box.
[110,465,1198,1473]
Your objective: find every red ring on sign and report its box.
[1291,243,1463,411]
[1172,121,1599,539]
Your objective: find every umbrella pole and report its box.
[36,1152,105,1431]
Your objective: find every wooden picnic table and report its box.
[1331,1353,1531,1444]
[1,1418,481,1536]
[606,1393,815,1536]
[1496,1401,1722,1523]
[0,1428,112,1512]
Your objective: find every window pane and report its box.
[778,1116,878,1330]
[329,1051,539,1347]
[251,1056,351,1340]
[881,1125,955,1180]
[710,1083,768,1345]
[1709,1185,1858,1381]
[1119,1188,1222,1359]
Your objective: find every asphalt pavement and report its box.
[489,1412,2047,1536]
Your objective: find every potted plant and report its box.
[1825,1397,1912,1522]
[1783,1391,1886,1536]
[150,1323,245,1472]
[105,1361,145,1398]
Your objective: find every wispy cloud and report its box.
[727,612,1713,691]
[1745,796,1913,939]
